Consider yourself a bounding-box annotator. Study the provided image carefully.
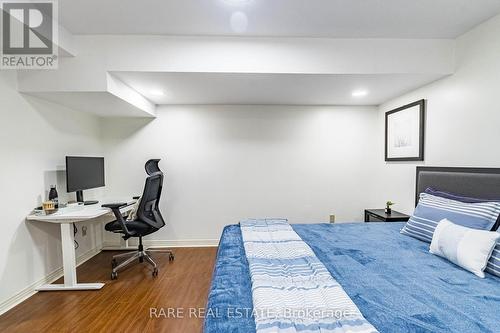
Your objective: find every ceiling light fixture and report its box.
[149,89,165,96]
[352,90,368,97]
[230,11,248,33]
[222,0,251,6]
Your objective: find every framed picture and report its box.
[385,99,425,161]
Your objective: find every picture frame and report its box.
[385,99,425,161]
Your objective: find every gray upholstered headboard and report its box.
[415,167,500,205]
[416,166,500,230]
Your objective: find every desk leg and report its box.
[61,223,77,286]
[37,223,104,291]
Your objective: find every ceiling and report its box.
[111,72,445,106]
[59,0,500,38]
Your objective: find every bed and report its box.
[204,167,500,333]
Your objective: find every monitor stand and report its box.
[76,190,99,206]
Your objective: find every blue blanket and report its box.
[204,222,500,333]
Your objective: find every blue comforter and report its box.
[204,222,500,333]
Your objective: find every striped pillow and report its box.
[424,187,500,231]
[486,241,500,278]
[401,193,500,243]
[424,187,500,204]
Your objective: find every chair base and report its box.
[111,248,174,280]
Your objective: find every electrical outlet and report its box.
[329,214,336,223]
[82,226,87,237]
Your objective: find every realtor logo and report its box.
[1,0,58,69]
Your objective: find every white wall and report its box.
[0,72,103,310]
[102,105,378,244]
[374,14,500,215]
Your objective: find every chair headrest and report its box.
[145,159,162,175]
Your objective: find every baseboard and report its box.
[0,246,101,316]
[102,238,219,249]
[144,239,219,247]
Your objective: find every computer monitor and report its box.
[66,156,105,205]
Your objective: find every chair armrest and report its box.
[102,203,132,236]
[102,203,127,209]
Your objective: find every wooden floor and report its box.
[0,247,218,333]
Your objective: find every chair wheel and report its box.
[152,268,158,277]
[169,253,175,261]
[111,271,118,280]
[111,259,117,269]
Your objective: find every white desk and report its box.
[26,201,135,291]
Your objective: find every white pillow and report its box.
[430,219,500,278]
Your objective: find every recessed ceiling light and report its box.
[352,90,368,97]
[149,89,165,96]
[222,0,251,6]
[230,11,248,33]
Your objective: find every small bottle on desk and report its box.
[49,185,59,209]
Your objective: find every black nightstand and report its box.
[364,209,410,222]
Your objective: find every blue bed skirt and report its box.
[204,222,500,333]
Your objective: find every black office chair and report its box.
[103,159,174,280]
